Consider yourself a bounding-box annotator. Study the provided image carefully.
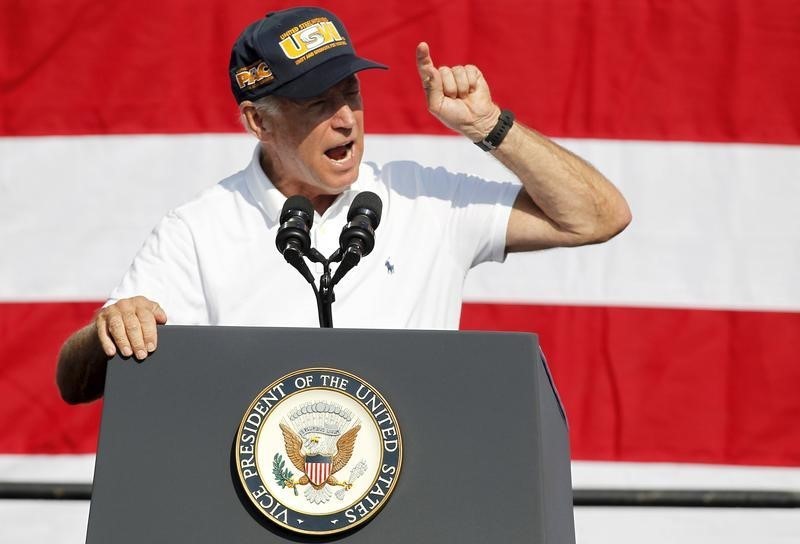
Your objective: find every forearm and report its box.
[56,323,109,404]
[491,120,631,243]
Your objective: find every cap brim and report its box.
[271,54,387,99]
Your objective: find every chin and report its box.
[318,170,359,194]
[326,178,357,195]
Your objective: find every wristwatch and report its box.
[474,109,515,151]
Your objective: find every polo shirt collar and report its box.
[244,146,288,224]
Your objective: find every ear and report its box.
[239,101,271,141]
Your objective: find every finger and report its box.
[106,310,133,357]
[95,314,118,358]
[415,42,442,95]
[439,66,458,97]
[465,65,481,92]
[136,306,159,353]
[121,309,147,360]
[452,66,471,98]
[152,302,167,325]
[133,297,167,352]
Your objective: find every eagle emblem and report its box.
[275,401,365,504]
[235,368,402,534]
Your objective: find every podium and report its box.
[86,326,575,543]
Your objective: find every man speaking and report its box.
[57,7,630,403]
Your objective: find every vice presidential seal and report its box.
[235,368,402,535]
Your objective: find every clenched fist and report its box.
[416,42,501,142]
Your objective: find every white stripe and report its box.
[570,461,800,491]
[0,454,94,483]
[2,502,797,544]
[463,138,800,311]
[3,454,798,491]
[574,508,800,544]
[2,135,798,310]
[3,456,797,544]
[1,502,89,544]
[0,134,253,301]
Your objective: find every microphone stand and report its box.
[280,192,380,329]
[306,249,341,328]
[318,268,334,328]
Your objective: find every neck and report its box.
[305,194,338,215]
[259,148,338,215]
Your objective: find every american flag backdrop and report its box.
[1,1,799,541]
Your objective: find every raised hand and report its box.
[415,42,501,142]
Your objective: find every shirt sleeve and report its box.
[415,165,521,269]
[106,210,208,325]
[450,171,520,268]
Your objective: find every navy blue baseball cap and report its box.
[229,7,387,103]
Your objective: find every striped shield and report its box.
[304,455,332,486]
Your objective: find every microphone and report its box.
[276,196,315,284]
[331,191,382,286]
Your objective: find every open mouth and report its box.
[324,141,354,163]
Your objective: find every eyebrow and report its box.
[295,77,360,106]
[342,76,359,89]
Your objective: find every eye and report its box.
[346,89,362,103]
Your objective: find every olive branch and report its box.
[273,453,298,496]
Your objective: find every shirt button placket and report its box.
[311,222,322,276]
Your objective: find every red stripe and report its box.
[461,303,800,467]
[2,301,799,467]
[2,1,798,143]
[307,462,330,485]
[0,302,102,454]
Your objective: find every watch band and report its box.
[474,109,515,151]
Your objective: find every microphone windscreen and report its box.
[348,191,383,227]
[280,195,314,225]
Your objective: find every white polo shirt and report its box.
[108,146,520,330]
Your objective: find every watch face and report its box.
[235,367,402,535]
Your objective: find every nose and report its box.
[331,103,356,130]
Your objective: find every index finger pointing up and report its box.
[416,42,441,96]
